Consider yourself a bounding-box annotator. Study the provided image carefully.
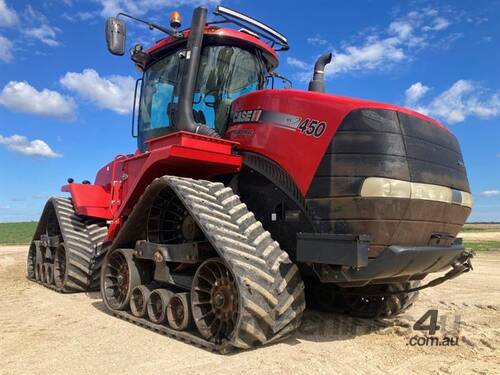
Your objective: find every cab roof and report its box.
[146,26,279,71]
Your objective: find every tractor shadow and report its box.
[85,291,102,300]
[86,295,417,350]
[90,299,112,315]
[289,308,415,344]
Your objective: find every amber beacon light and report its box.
[170,11,182,29]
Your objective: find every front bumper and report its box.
[297,233,470,286]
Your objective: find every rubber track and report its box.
[106,176,306,351]
[28,197,108,292]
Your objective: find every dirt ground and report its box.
[1,246,499,375]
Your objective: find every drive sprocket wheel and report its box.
[191,258,239,344]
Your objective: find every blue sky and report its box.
[0,0,499,222]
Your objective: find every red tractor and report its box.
[27,6,473,352]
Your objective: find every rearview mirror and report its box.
[106,17,126,56]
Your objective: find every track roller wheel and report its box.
[167,292,194,331]
[35,261,42,282]
[40,263,48,283]
[101,249,143,311]
[147,289,174,324]
[44,264,54,285]
[191,259,238,344]
[130,285,152,318]
[53,244,67,290]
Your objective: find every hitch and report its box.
[342,251,474,297]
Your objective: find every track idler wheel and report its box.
[53,244,67,290]
[191,259,239,343]
[167,292,194,331]
[130,285,152,318]
[101,249,144,311]
[147,289,174,324]
[44,264,54,285]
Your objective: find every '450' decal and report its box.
[298,118,327,138]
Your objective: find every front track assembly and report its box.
[26,197,108,292]
[101,176,306,353]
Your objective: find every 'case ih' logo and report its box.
[232,110,262,123]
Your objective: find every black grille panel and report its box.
[306,108,471,254]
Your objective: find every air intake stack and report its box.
[308,52,332,93]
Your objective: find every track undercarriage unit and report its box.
[100,176,305,352]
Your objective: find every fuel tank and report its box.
[227,89,472,257]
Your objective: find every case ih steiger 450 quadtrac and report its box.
[27,6,474,352]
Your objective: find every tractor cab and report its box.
[138,39,268,148]
[105,6,287,151]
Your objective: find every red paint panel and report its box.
[145,131,238,155]
[227,89,449,195]
[117,137,242,217]
[61,183,112,219]
[62,132,242,241]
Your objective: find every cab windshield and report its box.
[138,45,266,149]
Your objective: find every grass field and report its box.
[463,241,500,251]
[1,222,499,250]
[462,224,500,232]
[0,222,38,245]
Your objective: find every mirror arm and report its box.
[271,72,292,89]
[117,13,182,38]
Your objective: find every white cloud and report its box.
[0,134,61,158]
[24,24,60,46]
[307,35,329,46]
[480,190,500,197]
[326,36,406,76]
[405,82,430,105]
[60,69,135,114]
[291,9,455,79]
[0,34,13,62]
[422,17,450,31]
[22,5,61,47]
[286,57,310,70]
[389,20,413,39]
[98,0,220,17]
[404,80,500,124]
[0,0,18,27]
[63,11,98,22]
[0,81,76,120]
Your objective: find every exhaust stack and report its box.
[308,53,332,93]
[175,7,219,137]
